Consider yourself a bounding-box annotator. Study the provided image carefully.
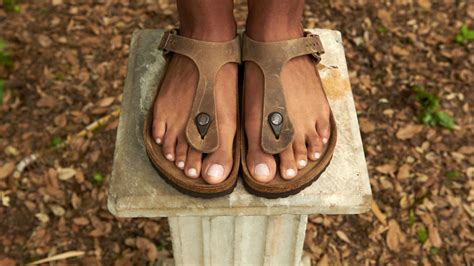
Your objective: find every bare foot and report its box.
[244,28,331,182]
[152,28,237,184]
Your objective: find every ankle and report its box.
[179,20,237,42]
[245,18,302,42]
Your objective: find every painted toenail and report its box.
[207,164,224,178]
[155,138,162,144]
[177,161,185,169]
[314,152,321,159]
[298,160,307,167]
[322,138,328,144]
[165,153,174,161]
[286,168,296,178]
[255,163,270,177]
[187,168,198,177]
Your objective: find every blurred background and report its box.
[0,0,472,265]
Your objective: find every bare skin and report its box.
[152,0,237,184]
[244,0,331,182]
[153,0,331,184]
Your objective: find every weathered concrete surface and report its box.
[168,214,307,266]
[107,29,372,217]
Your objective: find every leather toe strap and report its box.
[241,32,325,154]
[159,29,241,153]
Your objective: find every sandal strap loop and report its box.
[241,32,325,154]
[158,29,241,153]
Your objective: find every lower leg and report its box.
[177,0,236,41]
[246,0,304,41]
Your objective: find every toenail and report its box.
[165,153,174,161]
[314,152,321,159]
[254,163,270,177]
[298,160,307,168]
[187,168,198,177]
[322,138,328,144]
[155,138,162,144]
[177,161,185,169]
[207,164,224,178]
[286,168,296,178]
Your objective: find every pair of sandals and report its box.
[144,29,337,199]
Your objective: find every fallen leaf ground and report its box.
[0,0,473,265]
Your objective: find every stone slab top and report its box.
[107,29,372,217]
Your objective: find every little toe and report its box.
[162,130,177,162]
[246,148,276,183]
[201,149,232,185]
[175,136,188,170]
[306,132,324,161]
[316,117,331,145]
[185,147,202,179]
[293,135,308,170]
[279,146,298,180]
[152,120,166,145]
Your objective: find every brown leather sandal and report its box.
[240,32,337,199]
[143,29,241,198]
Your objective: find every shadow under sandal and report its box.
[241,32,337,199]
[144,29,241,198]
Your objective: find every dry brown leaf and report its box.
[397,164,411,180]
[57,168,76,180]
[35,213,50,223]
[336,230,351,244]
[371,200,387,225]
[417,0,432,9]
[73,217,90,226]
[317,254,329,266]
[0,258,16,266]
[396,124,423,140]
[54,113,67,127]
[71,192,81,209]
[428,224,442,248]
[38,35,53,47]
[376,163,397,175]
[359,118,375,133]
[96,97,115,107]
[377,9,392,27]
[36,96,57,108]
[386,220,405,252]
[0,161,15,179]
[458,146,474,155]
[136,237,158,262]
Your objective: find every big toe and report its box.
[202,149,233,185]
[246,148,276,183]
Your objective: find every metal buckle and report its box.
[304,32,325,63]
[158,29,177,54]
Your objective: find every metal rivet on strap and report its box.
[268,112,283,139]
[195,112,211,139]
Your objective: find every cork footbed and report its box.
[143,61,241,199]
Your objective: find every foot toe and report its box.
[152,120,166,145]
[306,132,323,161]
[185,147,202,178]
[175,136,188,169]
[279,146,298,180]
[162,131,177,161]
[202,149,233,185]
[246,148,276,183]
[293,135,308,170]
[316,116,331,145]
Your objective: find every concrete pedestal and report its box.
[108,29,372,265]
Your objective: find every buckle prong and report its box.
[158,29,177,54]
